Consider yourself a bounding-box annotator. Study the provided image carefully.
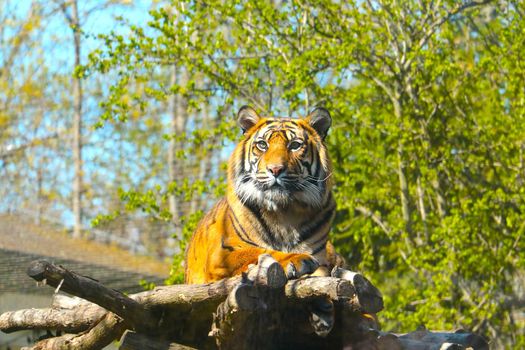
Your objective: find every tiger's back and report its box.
[185,106,342,284]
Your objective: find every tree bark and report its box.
[24,312,126,350]
[120,331,198,350]
[26,260,158,331]
[168,65,188,226]
[70,0,83,239]
[0,306,105,334]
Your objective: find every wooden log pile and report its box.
[0,256,488,349]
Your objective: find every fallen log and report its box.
[26,260,157,332]
[0,306,105,333]
[21,313,126,350]
[0,259,488,350]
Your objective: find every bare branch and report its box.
[26,260,158,331]
[0,305,105,333]
[355,205,392,236]
[25,312,126,350]
[0,133,60,160]
[403,0,495,71]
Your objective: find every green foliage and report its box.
[139,279,157,291]
[165,210,204,285]
[86,1,525,346]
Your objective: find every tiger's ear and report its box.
[307,107,332,140]
[237,106,261,134]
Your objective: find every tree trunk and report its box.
[190,104,211,214]
[71,0,83,239]
[393,95,413,245]
[168,65,188,226]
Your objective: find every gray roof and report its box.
[0,213,171,296]
[0,248,164,295]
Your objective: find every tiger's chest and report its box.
[253,207,329,253]
[262,220,303,252]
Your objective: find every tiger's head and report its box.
[229,106,333,212]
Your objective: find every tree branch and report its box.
[26,260,158,331]
[403,0,495,71]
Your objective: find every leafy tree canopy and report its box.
[84,1,525,346]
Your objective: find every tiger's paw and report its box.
[283,254,319,279]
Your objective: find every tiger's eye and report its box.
[289,140,303,151]
[256,140,268,151]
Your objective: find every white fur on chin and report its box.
[235,175,325,211]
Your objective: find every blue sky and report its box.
[3,1,160,226]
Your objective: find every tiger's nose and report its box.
[267,164,285,177]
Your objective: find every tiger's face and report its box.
[230,106,332,211]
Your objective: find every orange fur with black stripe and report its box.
[185,106,343,284]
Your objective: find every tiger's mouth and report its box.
[235,172,325,211]
[256,175,298,192]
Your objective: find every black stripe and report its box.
[263,125,278,138]
[238,140,247,176]
[228,211,259,247]
[300,203,335,241]
[312,148,321,179]
[221,237,235,252]
[263,129,275,139]
[287,129,296,141]
[301,160,312,174]
[310,225,331,254]
[325,191,333,206]
[241,140,246,170]
[209,200,222,224]
[311,227,329,246]
[310,140,316,164]
[251,142,259,158]
[299,137,313,173]
[312,240,328,255]
[244,201,281,249]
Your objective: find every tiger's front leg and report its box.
[208,247,319,281]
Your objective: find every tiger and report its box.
[184,105,343,284]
